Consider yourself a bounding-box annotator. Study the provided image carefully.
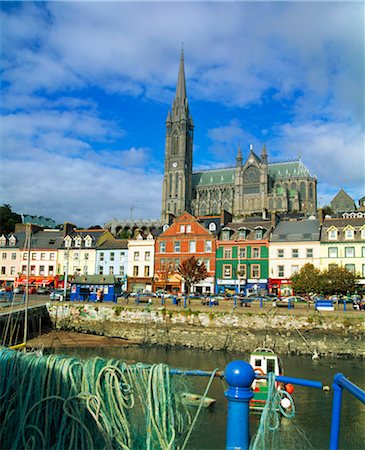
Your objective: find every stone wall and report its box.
[47,304,365,358]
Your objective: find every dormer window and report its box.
[344,228,354,240]
[9,235,16,246]
[75,236,82,247]
[222,230,231,241]
[254,228,264,240]
[147,233,153,240]
[237,228,248,240]
[328,229,338,240]
[64,236,72,248]
[361,229,365,240]
[84,236,92,248]
[179,225,185,233]
[208,222,217,232]
[0,236,6,247]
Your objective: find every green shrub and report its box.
[113,306,122,316]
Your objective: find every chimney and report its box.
[318,208,325,225]
[63,222,76,237]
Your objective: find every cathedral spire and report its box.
[236,144,242,166]
[175,48,187,102]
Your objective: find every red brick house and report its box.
[154,212,216,294]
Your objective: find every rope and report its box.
[0,348,193,450]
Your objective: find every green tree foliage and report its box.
[291,263,322,294]
[177,256,208,294]
[0,204,22,235]
[322,205,334,216]
[321,265,358,295]
[156,262,175,291]
[291,263,358,296]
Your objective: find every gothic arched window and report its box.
[309,183,313,200]
[243,166,260,194]
[175,173,179,196]
[300,182,306,201]
[169,174,172,196]
[172,134,179,155]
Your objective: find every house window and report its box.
[1,253,6,260]
[362,264,365,277]
[11,253,16,260]
[85,238,92,248]
[189,241,196,253]
[21,265,27,274]
[238,229,247,240]
[160,242,166,253]
[109,266,114,275]
[252,247,260,258]
[175,259,180,269]
[145,251,150,261]
[133,266,139,276]
[328,229,338,240]
[40,253,46,261]
[345,229,354,240]
[328,247,338,258]
[238,264,246,278]
[49,266,54,276]
[239,247,246,259]
[134,252,140,261]
[278,265,285,277]
[277,249,284,258]
[84,253,89,260]
[329,264,338,270]
[75,237,82,247]
[73,253,79,260]
[100,252,104,261]
[209,222,216,231]
[110,252,115,261]
[254,229,263,240]
[174,241,181,253]
[222,230,230,241]
[204,259,210,272]
[345,264,355,274]
[361,247,365,258]
[224,248,232,259]
[180,225,185,233]
[344,247,355,258]
[99,266,103,275]
[1,267,5,275]
[23,252,28,260]
[31,252,36,260]
[30,265,35,275]
[50,253,55,261]
[292,249,299,258]
[291,265,299,275]
[223,264,232,279]
[144,266,150,277]
[251,265,260,278]
[186,225,192,233]
[39,265,45,275]
[120,251,125,257]
[306,248,313,258]
[361,230,365,240]
[119,266,124,276]
[205,240,212,252]
[10,266,15,275]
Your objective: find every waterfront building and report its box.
[95,239,128,291]
[127,231,155,293]
[154,212,217,294]
[58,227,113,282]
[70,275,121,302]
[215,217,274,295]
[161,51,317,223]
[0,230,25,288]
[319,217,365,288]
[269,218,321,296]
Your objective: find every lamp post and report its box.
[63,249,70,300]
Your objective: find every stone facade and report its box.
[161,52,317,223]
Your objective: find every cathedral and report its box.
[161,51,317,223]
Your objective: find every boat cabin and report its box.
[249,348,283,389]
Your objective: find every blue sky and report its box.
[1,1,364,227]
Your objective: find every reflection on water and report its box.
[52,346,365,450]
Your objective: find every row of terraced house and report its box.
[1,209,365,297]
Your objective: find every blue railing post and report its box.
[161,294,164,306]
[260,298,263,308]
[343,299,346,312]
[136,294,140,305]
[329,374,343,450]
[224,360,255,450]
[184,296,187,308]
[234,296,237,307]
[288,299,291,310]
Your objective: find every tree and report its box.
[322,205,334,216]
[155,262,175,291]
[177,256,208,294]
[321,266,358,296]
[0,204,22,235]
[291,263,322,294]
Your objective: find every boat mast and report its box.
[23,223,31,350]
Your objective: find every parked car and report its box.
[36,286,50,295]
[281,296,306,303]
[50,289,69,301]
[135,293,155,303]
[156,290,172,298]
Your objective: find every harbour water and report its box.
[52,345,365,450]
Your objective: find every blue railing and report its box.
[170,360,365,450]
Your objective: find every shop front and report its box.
[216,279,244,295]
[245,278,268,296]
[128,277,154,293]
[70,275,121,302]
[269,278,293,297]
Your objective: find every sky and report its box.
[1,1,364,227]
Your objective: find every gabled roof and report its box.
[268,160,312,179]
[220,219,272,241]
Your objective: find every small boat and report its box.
[181,392,216,408]
[249,348,294,413]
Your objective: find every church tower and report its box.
[161,50,194,222]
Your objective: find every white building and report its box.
[127,232,155,293]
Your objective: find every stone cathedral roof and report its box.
[192,160,314,188]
